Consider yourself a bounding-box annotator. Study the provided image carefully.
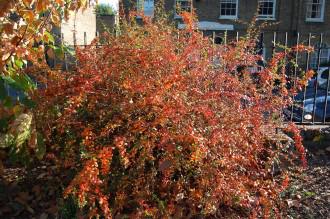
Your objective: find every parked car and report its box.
[285,93,330,122]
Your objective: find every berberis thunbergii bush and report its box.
[33,11,310,218]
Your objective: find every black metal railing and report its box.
[209,30,330,125]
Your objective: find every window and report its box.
[175,0,192,17]
[137,0,154,17]
[306,0,325,22]
[219,0,238,19]
[310,43,330,68]
[257,0,276,20]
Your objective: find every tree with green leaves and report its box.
[95,3,116,16]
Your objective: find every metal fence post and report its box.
[61,33,68,71]
[224,30,227,45]
[84,32,87,48]
[96,31,99,48]
[279,32,288,121]
[290,32,300,122]
[312,33,323,123]
[73,31,77,48]
[73,31,78,68]
[301,33,312,123]
[271,31,277,57]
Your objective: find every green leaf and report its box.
[1,75,16,85]
[14,58,24,69]
[3,97,13,108]
[1,73,36,92]
[63,45,75,56]
[54,47,64,59]
[48,44,56,49]
[303,191,316,197]
[45,31,55,44]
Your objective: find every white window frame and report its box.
[219,0,239,19]
[306,0,325,22]
[257,0,276,20]
[174,0,192,18]
[137,0,155,18]
[262,46,267,61]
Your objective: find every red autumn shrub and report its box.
[34,13,308,218]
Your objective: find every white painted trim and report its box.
[178,21,234,31]
[219,15,238,19]
[306,18,325,22]
[256,17,276,21]
[219,15,238,20]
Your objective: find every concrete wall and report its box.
[61,6,97,46]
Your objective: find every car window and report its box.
[321,69,329,79]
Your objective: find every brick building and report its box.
[124,0,330,67]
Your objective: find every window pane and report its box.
[258,0,275,18]
[220,0,237,17]
[306,0,324,19]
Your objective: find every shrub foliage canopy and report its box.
[34,13,308,218]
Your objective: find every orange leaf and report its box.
[55,0,64,6]
[36,0,43,12]
[23,10,35,23]
[51,13,61,25]
[22,0,34,7]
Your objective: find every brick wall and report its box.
[123,0,330,61]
